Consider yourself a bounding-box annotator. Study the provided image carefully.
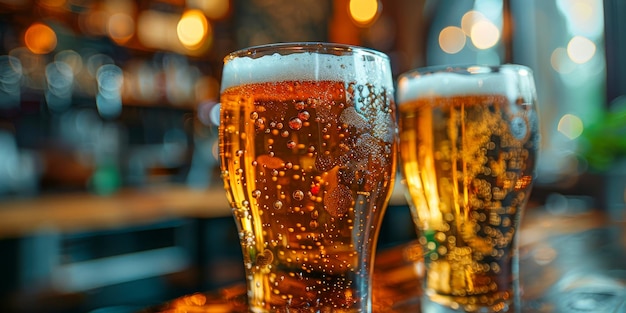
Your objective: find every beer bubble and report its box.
[287,140,296,149]
[289,117,302,130]
[295,101,306,110]
[309,220,319,229]
[273,200,283,210]
[255,118,265,128]
[252,190,261,198]
[281,130,290,137]
[250,111,258,120]
[242,200,250,208]
[298,110,310,121]
[285,162,293,169]
[236,150,244,157]
[293,190,304,201]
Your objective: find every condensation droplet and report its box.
[289,117,302,130]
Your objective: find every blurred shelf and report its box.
[0,179,409,240]
[0,185,231,239]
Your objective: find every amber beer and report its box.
[397,66,539,312]
[219,43,396,312]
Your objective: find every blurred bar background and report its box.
[0,0,623,312]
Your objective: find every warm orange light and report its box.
[470,19,500,50]
[108,12,135,44]
[40,0,66,9]
[439,26,466,54]
[567,36,596,64]
[24,23,57,54]
[177,9,209,49]
[188,0,230,20]
[349,0,380,26]
[461,10,486,35]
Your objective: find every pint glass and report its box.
[219,43,397,312]
[397,65,539,312]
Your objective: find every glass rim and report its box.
[399,63,533,79]
[223,42,389,63]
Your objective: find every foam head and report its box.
[220,44,393,92]
[397,65,535,105]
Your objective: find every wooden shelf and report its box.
[0,182,409,239]
[0,185,232,239]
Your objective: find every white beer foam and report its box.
[397,71,518,104]
[221,51,393,91]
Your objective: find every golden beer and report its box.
[397,66,539,312]
[219,43,396,312]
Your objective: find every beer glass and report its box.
[219,42,397,312]
[397,65,539,312]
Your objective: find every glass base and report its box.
[420,295,517,313]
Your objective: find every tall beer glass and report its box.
[219,43,397,312]
[397,65,539,312]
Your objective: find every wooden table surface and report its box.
[135,205,626,313]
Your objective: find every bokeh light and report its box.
[557,0,604,38]
[558,114,584,140]
[567,36,596,64]
[470,19,500,50]
[177,9,209,49]
[349,0,380,26]
[461,10,486,35]
[107,12,135,44]
[188,0,230,20]
[439,26,466,54]
[550,47,576,74]
[24,23,57,54]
